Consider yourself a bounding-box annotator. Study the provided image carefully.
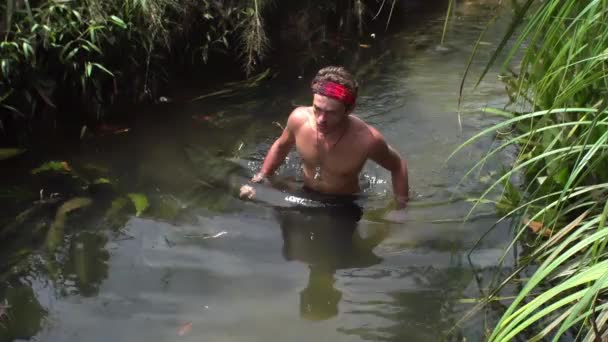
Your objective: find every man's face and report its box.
[312,94,349,134]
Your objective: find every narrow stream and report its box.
[1,1,521,341]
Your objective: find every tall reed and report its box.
[452,0,608,340]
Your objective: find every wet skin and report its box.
[240,94,409,209]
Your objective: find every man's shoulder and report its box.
[350,116,384,143]
[289,106,310,119]
[287,106,311,130]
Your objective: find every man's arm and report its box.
[368,129,409,209]
[240,110,302,200]
[253,109,302,181]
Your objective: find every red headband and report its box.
[312,81,356,106]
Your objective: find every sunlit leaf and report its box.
[91,63,114,77]
[128,193,149,217]
[0,148,26,161]
[31,161,71,174]
[109,15,127,29]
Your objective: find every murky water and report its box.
[1,1,522,341]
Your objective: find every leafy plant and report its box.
[0,0,274,127]
[450,0,608,340]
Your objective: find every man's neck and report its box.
[318,116,350,139]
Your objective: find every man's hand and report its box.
[251,173,266,183]
[240,108,302,201]
[239,184,256,200]
[239,172,267,200]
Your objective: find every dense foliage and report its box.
[454,0,608,340]
[0,0,273,130]
[0,0,401,143]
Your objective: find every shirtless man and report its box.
[240,66,409,212]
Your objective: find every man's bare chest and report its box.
[294,129,368,175]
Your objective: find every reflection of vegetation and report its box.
[1,143,247,296]
[45,197,93,251]
[63,232,110,297]
[0,149,25,161]
[338,262,476,341]
[1,159,137,299]
[300,266,342,321]
[0,232,108,338]
[449,0,608,340]
[0,283,47,342]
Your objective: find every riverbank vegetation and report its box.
[1,0,252,141]
[454,0,608,340]
[0,0,402,146]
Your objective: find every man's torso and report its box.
[291,108,373,195]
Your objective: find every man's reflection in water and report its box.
[275,188,385,321]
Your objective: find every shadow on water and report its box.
[1,1,523,341]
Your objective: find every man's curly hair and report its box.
[311,66,359,108]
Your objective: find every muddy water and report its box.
[1,1,520,341]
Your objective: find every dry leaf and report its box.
[178,322,192,336]
[61,161,71,171]
[523,218,550,237]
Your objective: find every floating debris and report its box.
[96,124,131,136]
[0,299,10,321]
[203,231,228,240]
[158,96,172,103]
[183,231,228,240]
[80,125,88,140]
[190,68,273,102]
